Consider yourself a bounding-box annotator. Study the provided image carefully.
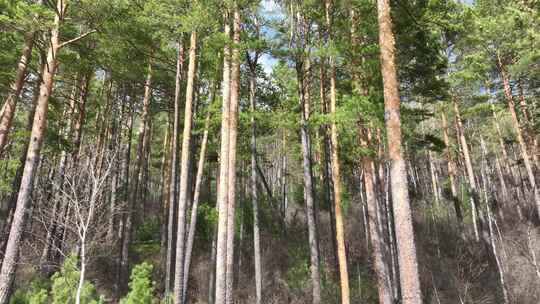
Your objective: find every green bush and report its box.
[10,279,49,304]
[50,254,104,304]
[120,262,155,304]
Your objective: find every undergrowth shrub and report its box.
[120,262,155,304]
[50,254,104,304]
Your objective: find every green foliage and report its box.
[50,255,104,304]
[132,218,161,257]
[134,216,160,244]
[285,245,310,296]
[120,262,155,304]
[196,202,218,243]
[10,279,49,304]
[9,289,47,304]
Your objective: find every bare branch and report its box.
[58,29,97,49]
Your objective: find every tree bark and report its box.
[0,62,42,256]
[159,121,171,251]
[120,61,153,292]
[291,9,322,304]
[182,110,211,304]
[480,137,509,303]
[0,0,43,156]
[376,1,423,303]
[215,10,232,304]
[497,56,540,217]
[173,30,198,304]
[517,80,538,168]
[295,32,322,304]
[225,8,241,303]
[166,41,184,296]
[491,106,518,186]
[320,12,339,279]
[359,127,393,304]
[208,228,217,304]
[453,98,480,241]
[324,2,350,302]
[0,1,65,301]
[247,51,262,304]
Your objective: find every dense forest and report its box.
[0,0,538,303]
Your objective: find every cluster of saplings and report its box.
[11,258,155,304]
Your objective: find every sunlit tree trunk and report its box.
[517,80,538,168]
[166,41,184,296]
[453,98,480,241]
[174,30,198,304]
[247,45,263,304]
[319,23,338,278]
[159,122,171,249]
[0,1,68,301]
[376,1,423,303]
[292,17,322,304]
[215,10,232,304]
[359,127,393,304]
[183,110,211,304]
[225,8,241,303]
[0,0,43,156]
[479,137,509,303]
[324,1,350,302]
[0,62,42,254]
[497,55,540,217]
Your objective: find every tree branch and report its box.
[59,29,97,48]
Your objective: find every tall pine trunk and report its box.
[120,62,153,292]
[225,8,241,303]
[296,47,321,304]
[324,1,350,302]
[174,30,198,304]
[453,98,480,241]
[0,1,65,301]
[359,127,393,304]
[215,10,232,304]
[166,41,184,295]
[0,0,43,156]
[0,61,42,254]
[182,110,211,303]
[497,56,540,217]
[376,1,423,302]
[247,51,263,304]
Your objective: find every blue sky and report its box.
[259,0,281,74]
